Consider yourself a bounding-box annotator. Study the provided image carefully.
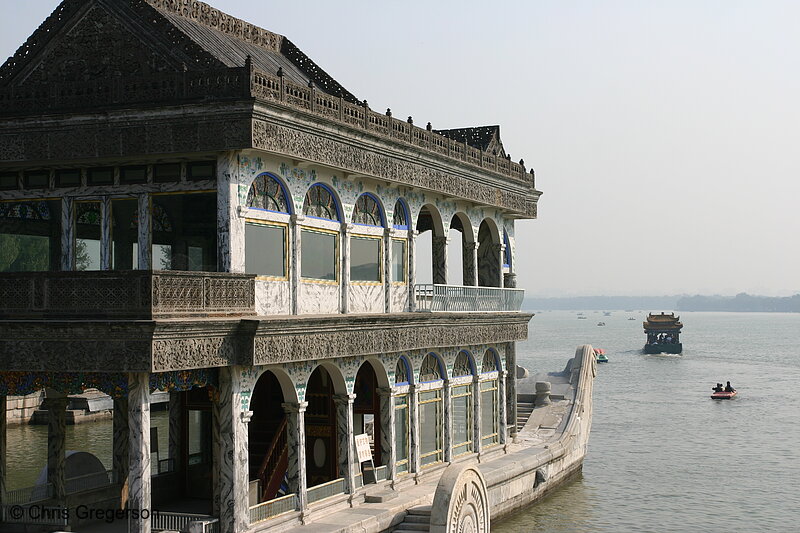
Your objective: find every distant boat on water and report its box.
[643,312,683,354]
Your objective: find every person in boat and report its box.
[724,381,735,393]
[712,383,724,393]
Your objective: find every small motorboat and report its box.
[597,322,605,326]
[594,348,609,363]
[711,390,737,400]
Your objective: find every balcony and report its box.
[414,284,525,312]
[0,270,256,320]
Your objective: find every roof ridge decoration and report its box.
[143,0,282,52]
[0,0,225,87]
[144,0,359,102]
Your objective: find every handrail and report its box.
[257,417,288,502]
[414,284,524,312]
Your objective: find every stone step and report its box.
[407,505,432,516]
[394,529,429,533]
[394,524,430,532]
[402,514,430,524]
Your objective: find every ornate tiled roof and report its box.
[0,0,360,102]
[433,126,507,158]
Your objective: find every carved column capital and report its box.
[333,393,357,406]
[240,410,254,424]
[282,401,308,414]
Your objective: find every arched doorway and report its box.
[248,370,291,503]
[448,213,476,286]
[478,219,501,287]
[415,204,445,285]
[305,365,344,487]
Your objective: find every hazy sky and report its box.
[2,1,799,297]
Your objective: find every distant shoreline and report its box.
[523,293,800,312]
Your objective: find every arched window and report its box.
[452,351,474,377]
[452,350,474,456]
[247,174,290,213]
[419,353,443,382]
[395,357,410,385]
[482,350,500,373]
[352,194,384,226]
[303,184,339,221]
[394,356,411,474]
[480,349,500,448]
[392,199,409,229]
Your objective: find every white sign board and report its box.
[355,434,372,463]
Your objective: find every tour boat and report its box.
[711,390,737,400]
[643,312,683,354]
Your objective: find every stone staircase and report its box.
[517,400,535,430]
[393,505,431,532]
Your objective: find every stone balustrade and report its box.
[414,284,525,313]
[0,270,256,320]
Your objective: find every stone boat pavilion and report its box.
[0,1,541,532]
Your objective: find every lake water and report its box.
[495,310,800,532]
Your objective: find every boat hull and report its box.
[644,343,682,354]
[711,391,737,400]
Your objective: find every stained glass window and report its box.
[0,201,51,220]
[352,194,383,226]
[395,357,409,385]
[76,203,101,225]
[420,353,442,382]
[482,350,500,373]
[453,352,474,377]
[393,200,408,228]
[302,185,339,221]
[247,174,290,213]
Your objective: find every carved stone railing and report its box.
[0,270,255,320]
[414,284,525,312]
[0,63,535,188]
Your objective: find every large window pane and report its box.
[351,236,380,282]
[75,201,102,271]
[301,229,336,281]
[452,385,472,455]
[245,223,286,277]
[151,193,217,271]
[481,380,499,446]
[0,200,61,272]
[419,390,443,466]
[394,395,409,473]
[392,239,406,282]
[111,198,138,270]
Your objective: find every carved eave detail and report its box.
[249,313,533,365]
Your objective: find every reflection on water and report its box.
[6,410,170,490]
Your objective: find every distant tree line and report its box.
[524,293,800,312]
[677,293,800,312]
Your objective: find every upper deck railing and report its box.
[0,65,534,188]
[0,270,256,320]
[414,284,525,312]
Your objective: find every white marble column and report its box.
[61,197,74,270]
[283,402,308,511]
[46,396,68,502]
[463,242,478,287]
[473,377,483,458]
[137,193,151,270]
[113,397,129,485]
[499,370,508,450]
[341,224,352,314]
[290,215,304,314]
[334,393,357,494]
[216,367,251,533]
[384,229,392,313]
[100,197,112,270]
[409,385,421,481]
[0,395,6,507]
[432,236,448,285]
[168,392,182,472]
[128,372,152,533]
[408,230,417,311]
[377,388,395,481]
[506,343,518,443]
[499,243,506,288]
[443,380,453,463]
[217,152,245,273]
